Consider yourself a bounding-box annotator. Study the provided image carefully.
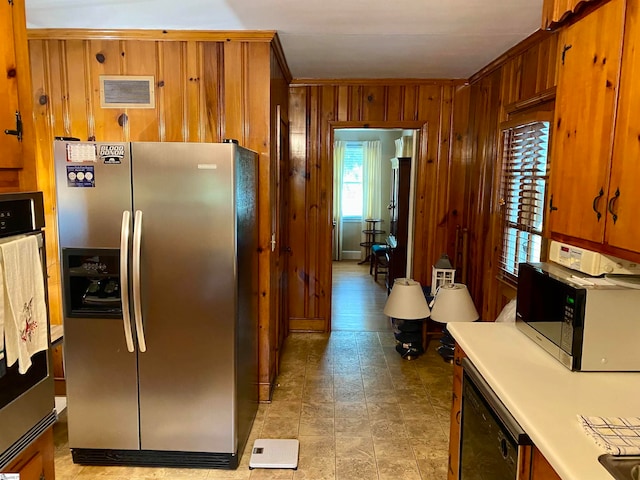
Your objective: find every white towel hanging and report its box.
[0,236,47,374]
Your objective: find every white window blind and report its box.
[498,120,550,280]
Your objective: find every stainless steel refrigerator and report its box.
[54,140,258,469]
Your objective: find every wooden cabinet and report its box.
[542,0,605,29]
[530,446,562,480]
[604,0,640,254]
[0,0,26,169]
[0,0,37,192]
[386,157,411,289]
[447,343,465,480]
[1,427,55,480]
[548,0,628,248]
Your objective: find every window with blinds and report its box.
[342,142,364,219]
[498,119,550,280]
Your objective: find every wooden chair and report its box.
[371,244,389,283]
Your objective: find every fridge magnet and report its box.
[99,144,125,164]
[67,165,95,187]
[66,143,97,162]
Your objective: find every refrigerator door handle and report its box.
[120,210,135,353]
[132,209,147,352]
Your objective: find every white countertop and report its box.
[448,321,640,480]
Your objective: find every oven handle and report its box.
[132,210,147,352]
[120,210,134,353]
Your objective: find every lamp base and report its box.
[392,318,425,360]
[395,343,424,360]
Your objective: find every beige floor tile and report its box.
[370,417,409,440]
[302,386,334,403]
[334,401,369,419]
[261,417,300,438]
[334,386,366,403]
[297,435,335,461]
[266,400,302,418]
[300,401,334,419]
[376,458,422,480]
[335,436,375,460]
[334,417,372,437]
[271,385,304,402]
[299,416,334,436]
[248,468,294,480]
[292,466,335,480]
[335,457,378,480]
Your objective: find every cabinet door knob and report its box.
[592,188,604,221]
[549,194,558,212]
[608,188,620,224]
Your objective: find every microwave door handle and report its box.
[132,209,147,352]
[120,211,134,353]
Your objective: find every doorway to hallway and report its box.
[331,260,390,331]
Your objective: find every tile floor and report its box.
[53,262,453,480]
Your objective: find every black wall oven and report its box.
[0,192,56,469]
[459,358,531,480]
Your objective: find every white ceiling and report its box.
[25,0,543,80]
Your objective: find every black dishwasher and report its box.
[460,358,531,479]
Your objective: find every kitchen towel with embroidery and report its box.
[0,236,47,374]
[578,415,640,455]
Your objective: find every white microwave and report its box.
[516,262,640,371]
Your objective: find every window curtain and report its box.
[362,139,383,226]
[332,141,347,261]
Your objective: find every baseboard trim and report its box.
[289,318,326,332]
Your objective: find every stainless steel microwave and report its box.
[516,262,640,371]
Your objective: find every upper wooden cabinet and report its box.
[548,0,626,245]
[0,0,24,168]
[542,0,608,29]
[606,0,640,253]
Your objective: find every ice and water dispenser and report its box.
[62,249,122,317]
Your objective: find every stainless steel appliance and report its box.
[54,140,258,469]
[516,262,640,371]
[599,454,640,480]
[0,192,56,469]
[459,358,531,480]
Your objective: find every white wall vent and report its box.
[99,75,155,109]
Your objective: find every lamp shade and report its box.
[383,278,430,319]
[429,283,479,323]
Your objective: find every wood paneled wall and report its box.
[287,81,469,331]
[465,30,559,321]
[28,30,289,401]
[285,29,560,332]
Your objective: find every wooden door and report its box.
[0,0,23,168]
[548,0,625,243]
[606,0,640,254]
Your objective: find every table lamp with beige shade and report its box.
[383,278,430,359]
[430,283,479,361]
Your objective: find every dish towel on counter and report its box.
[578,415,640,455]
[0,236,47,374]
